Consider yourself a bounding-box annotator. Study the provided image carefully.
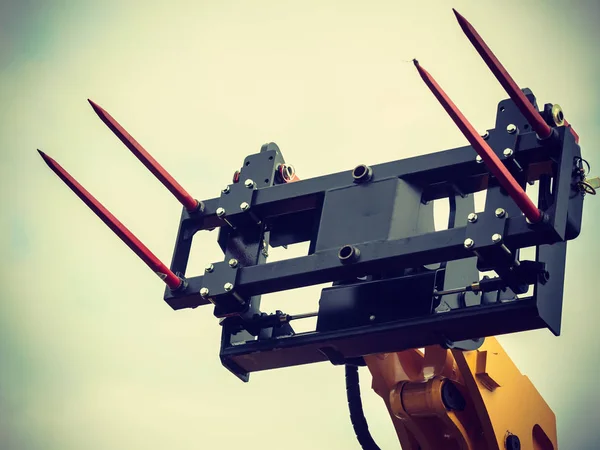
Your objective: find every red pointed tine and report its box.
[413,60,542,224]
[88,99,199,211]
[38,150,183,290]
[452,9,553,140]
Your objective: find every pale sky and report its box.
[1,1,599,449]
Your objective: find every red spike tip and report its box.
[452,9,552,140]
[38,149,183,289]
[413,63,542,223]
[88,99,199,211]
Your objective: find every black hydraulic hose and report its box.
[345,364,381,450]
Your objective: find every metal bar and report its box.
[413,60,542,223]
[289,311,318,320]
[185,135,548,233]
[164,216,552,309]
[88,99,199,211]
[452,9,553,140]
[38,150,183,290]
[434,286,470,296]
[221,297,543,375]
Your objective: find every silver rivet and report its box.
[492,233,502,243]
[476,155,483,164]
[495,208,506,218]
[222,186,230,194]
[481,131,490,140]
[216,207,226,217]
[240,202,250,211]
[244,179,254,188]
[369,315,376,321]
[464,238,475,249]
[205,263,214,273]
[228,258,238,268]
[224,282,233,292]
[503,148,514,158]
[507,124,517,134]
[467,213,478,223]
[200,287,209,297]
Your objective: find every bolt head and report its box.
[216,207,226,217]
[481,131,490,140]
[244,179,254,188]
[205,263,214,273]
[228,258,238,268]
[506,124,517,134]
[224,282,233,292]
[240,202,250,211]
[200,287,209,297]
[464,238,475,249]
[495,208,506,218]
[369,315,376,321]
[492,233,503,243]
[467,213,478,223]
[505,434,521,450]
[503,148,514,158]
[476,155,483,164]
[222,186,230,194]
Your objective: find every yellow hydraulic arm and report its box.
[366,338,556,449]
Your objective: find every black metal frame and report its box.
[163,90,585,381]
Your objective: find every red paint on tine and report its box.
[413,60,542,224]
[38,150,183,290]
[452,9,553,140]
[88,100,199,211]
[563,118,579,143]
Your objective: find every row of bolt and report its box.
[477,123,518,163]
[205,177,266,299]
[217,178,256,218]
[464,208,506,249]
[481,122,517,140]
[200,258,240,299]
[476,148,518,164]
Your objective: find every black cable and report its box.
[345,364,381,450]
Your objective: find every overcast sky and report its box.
[1,1,599,449]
